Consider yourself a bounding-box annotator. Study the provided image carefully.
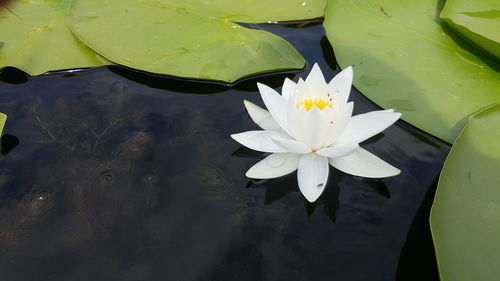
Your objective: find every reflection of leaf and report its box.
[430,104,500,281]
[0,0,106,75]
[441,0,500,59]
[324,0,500,143]
[68,0,326,82]
[363,179,390,199]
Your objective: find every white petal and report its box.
[281,78,297,101]
[305,63,327,91]
[297,153,329,202]
[324,101,354,145]
[257,82,288,132]
[335,110,401,145]
[243,100,281,131]
[286,97,305,141]
[272,136,311,154]
[231,131,288,153]
[316,144,358,158]
[329,66,353,106]
[295,78,312,100]
[300,106,330,150]
[329,147,401,178]
[246,153,300,179]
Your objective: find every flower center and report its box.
[296,98,332,111]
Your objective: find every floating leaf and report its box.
[68,0,326,82]
[441,0,500,59]
[430,104,500,281]
[0,0,106,75]
[0,112,6,135]
[324,0,500,143]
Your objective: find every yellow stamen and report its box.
[296,98,332,111]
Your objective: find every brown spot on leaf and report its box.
[380,6,391,17]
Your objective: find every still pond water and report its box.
[0,20,449,281]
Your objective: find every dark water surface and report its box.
[0,21,448,281]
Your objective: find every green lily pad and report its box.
[68,0,326,82]
[0,0,106,75]
[324,0,500,143]
[441,0,500,59]
[430,104,500,281]
[0,112,6,135]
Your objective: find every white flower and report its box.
[231,64,401,202]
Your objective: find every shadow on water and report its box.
[245,167,399,223]
[231,146,262,159]
[303,180,341,222]
[109,64,305,94]
[1,134,19,155]
[108,66,228,94]
[320,36,339,71]
[396,175,441,281]
[0,67,28,84]
[247,168,342,222]
[364,179,391,199]
[396,121,451,152]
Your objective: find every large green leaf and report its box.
[68,0,326,82]
[0,112,6,135]
[324,0,500,143]
[441,0,500,59]
[0,0,106,75]
[430,104,500,281]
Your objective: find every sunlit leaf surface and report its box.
[441,0,500,59]
[324,0,500,143]
[0,112,6,134]
[0,0,106,75]
[68,0,326,82]
[430,104,500,281]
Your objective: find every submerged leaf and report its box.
[0,0,106,75]
[441,0,500,59]
[430,104,500,281]
[324,0,500,143]
[68,0,326,82]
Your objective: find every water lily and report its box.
[231,64,401,202]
